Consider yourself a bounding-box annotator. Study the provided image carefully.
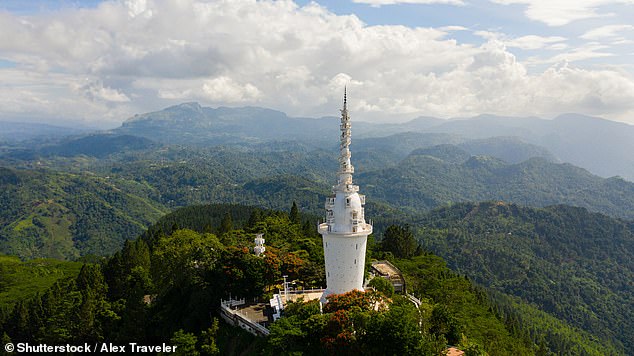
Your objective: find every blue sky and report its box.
[0,0,633,127]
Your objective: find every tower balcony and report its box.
[338,165,354,174]
[325,197,335,209]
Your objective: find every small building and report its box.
[370,260,406,293]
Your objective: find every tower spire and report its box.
[318,89,372,300]
[344,86,347,111]
[339,88,353,180]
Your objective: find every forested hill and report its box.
[358,147,634,220]
[416,201,634,351]
[0,167,167,259]
[0,203,617,355]
[4,138,634,259]
[115,103,340,146]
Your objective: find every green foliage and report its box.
[430,304,462,345]
[0,254,83,308]
[1,201,630,356]
[0,167,167,259]
[367,276,394,297]
[1,263,117,344]
[359,152,634,220]
[199,319,220,356]
[381,224,419,258]
[170,329,199,356]
[151,229,223,294]
[289,201,300,225]
[416,202,633,353]
[267,291,449,355]
[395,255,534,355]
[219,212,233,235]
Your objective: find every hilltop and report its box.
[1,204,621,355]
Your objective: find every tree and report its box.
[361,301,425,355]
[247,209,262,229]
[430,305,462,345]
[381,225,418,259]
[220,247,266,298]
[151,229,223,294]
[368,277,394,297]
[290,201,301,225]
[170,329,199,356]
[219,212,233,235]
[199,319,220,356]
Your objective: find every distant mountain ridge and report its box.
[0,121,86,143]
[357,146,634,220]
[117,102,339,146]
[40,134,156,158]
[111,102,634,180]
[417,113,634,180]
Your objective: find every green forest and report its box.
[1,128,633,354]
[1,204,625,355]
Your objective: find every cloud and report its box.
[580,24,634,40]
[505,35,567,50]
[78,80,131,103]
[489,0,633,26]
[438,25,469,32]
[352,0,465,6]
[201,77,261,103]
[474,32,568,50]
[527,43,614,64]
[0,0,632,125]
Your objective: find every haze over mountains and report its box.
[112,102,634,180]
[0,121,88,143]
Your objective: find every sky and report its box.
[0,0,633,128]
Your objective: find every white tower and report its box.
[253,233,265,256]
[319,88,372,300]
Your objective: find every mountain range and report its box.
[3,102,634,258]
[1,102,633,352]
[110,103,634,180]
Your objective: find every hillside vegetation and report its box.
[416,201,634,351]
[2,204,613,355]
[0,167,166,259]
[4,137,634,259]
[359,149,634,220]
[0,254,83,309]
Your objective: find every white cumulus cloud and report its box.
[0,0,632,125]
[489,0,634,26]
